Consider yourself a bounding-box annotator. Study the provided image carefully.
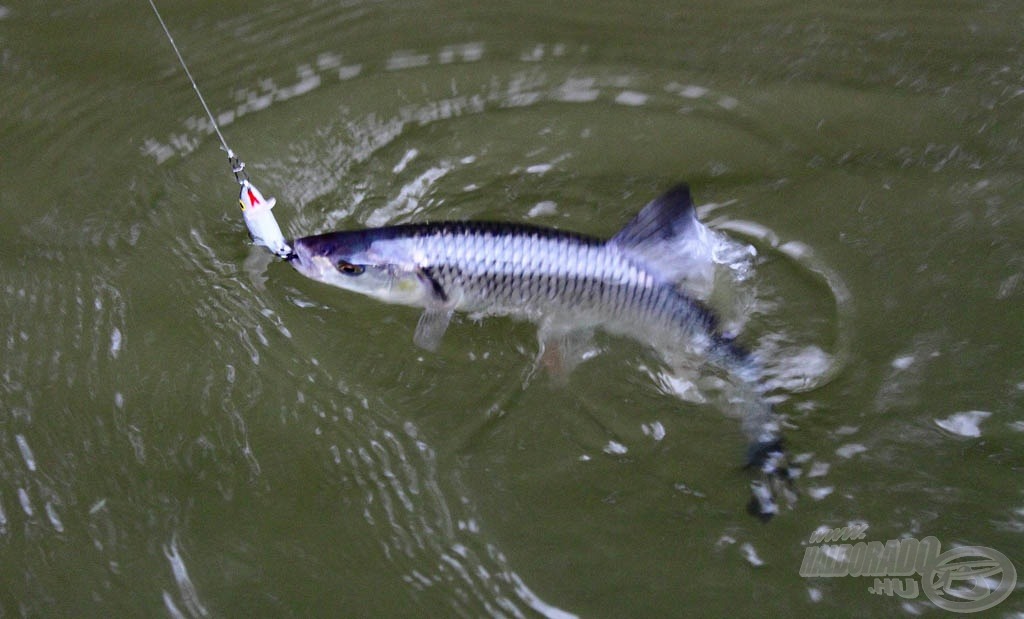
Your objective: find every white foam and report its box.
[740,542,764,567]
[807,461,830,478]
[808,486,834,500]
[891,355,915,370]
[392,149,419,174]
[338,64,362,80]
[110,327,122,358]
[15,434,36,471]
[553,78,599,102]
[835,443,867,459]
[386,51,430,71]
[164,536,208,617]
[641,421,666,441]
[717,96,739,110]
[935,410,991,438]
[614,91,648,106]
[677,85,708,99]
[45,502,64,533]
[18,488,32,516]
[527,201,558,218]
[603,441,628,455]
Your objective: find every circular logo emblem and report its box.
[922,545,1017,613]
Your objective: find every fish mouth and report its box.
[286,238,336,282]
[286,239,314,276]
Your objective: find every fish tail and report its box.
[707,335,798,521]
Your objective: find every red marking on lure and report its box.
[247,188,259,207]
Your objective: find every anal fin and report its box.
[536,325,596,383]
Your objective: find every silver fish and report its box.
[289,184,795,519]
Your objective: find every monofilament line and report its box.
[148,0,234,156]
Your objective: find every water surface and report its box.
[1,1,1022,616]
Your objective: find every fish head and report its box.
[290,230,433,306]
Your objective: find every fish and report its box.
[289,184,796,520]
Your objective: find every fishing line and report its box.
[148,0,232,158]
[147,0,293,259]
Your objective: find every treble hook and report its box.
[228,150,250,185]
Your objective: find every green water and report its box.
[1,1,1022,616]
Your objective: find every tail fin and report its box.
[745,438,798,521]
[709,336,799,521]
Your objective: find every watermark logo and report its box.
[799,525,1016,613]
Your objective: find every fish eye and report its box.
[336,261,365,275]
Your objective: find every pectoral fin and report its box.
[414,307,454,352]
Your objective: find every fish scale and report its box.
[406,223,697,335]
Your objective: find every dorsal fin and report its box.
[609,184,714,294]
[611,184,698,248]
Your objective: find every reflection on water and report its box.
[1,0,1023,616]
